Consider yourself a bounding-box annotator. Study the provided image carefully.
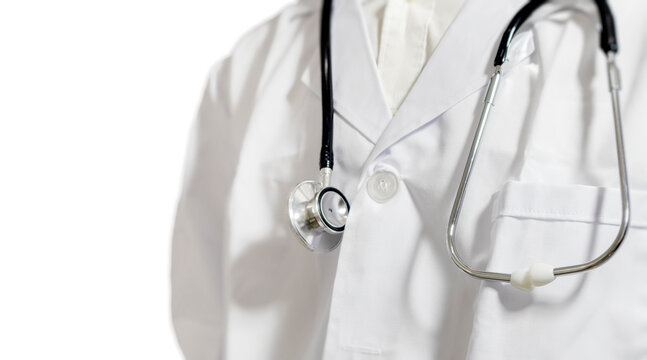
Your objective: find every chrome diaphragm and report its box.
[288,179,349,252]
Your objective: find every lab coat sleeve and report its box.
[171,58,233,360]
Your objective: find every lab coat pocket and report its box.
[466,181,647,360]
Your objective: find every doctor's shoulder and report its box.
[204,0,320,118]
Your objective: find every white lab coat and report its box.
[171,0,647,358]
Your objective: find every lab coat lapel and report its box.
[300,0,392,144]
[365,0,534,164]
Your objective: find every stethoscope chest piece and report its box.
[288,180,349,252]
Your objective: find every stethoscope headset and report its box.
[287,0,630,291]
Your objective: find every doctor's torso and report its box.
[171,0,647,359]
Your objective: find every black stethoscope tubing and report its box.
[495,0,617,66]
[319,0,334,171]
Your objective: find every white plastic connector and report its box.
[511,268,533,291]
[510,263,556,291]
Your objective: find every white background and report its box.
[0,0,293,358]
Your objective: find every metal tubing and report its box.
[447,53,631,284]
[553,53,630,276]
[447,67,511,282]
[320,167,332,188]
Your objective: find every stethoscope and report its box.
[288,0,631,291]
[287,0,350,252]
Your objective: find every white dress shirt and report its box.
[361,0,467,114]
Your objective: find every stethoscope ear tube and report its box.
[448,0,629,291]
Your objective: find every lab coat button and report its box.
[367,170,399,203]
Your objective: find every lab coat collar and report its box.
[299,0,536,152]
[300,0,392,144]
[365,0,535,165]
